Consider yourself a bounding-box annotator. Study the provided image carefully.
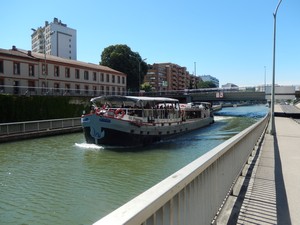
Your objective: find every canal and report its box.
[0,105,268,225]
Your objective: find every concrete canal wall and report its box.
[93,114,269,225]
[0,117,82,143]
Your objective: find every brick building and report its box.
[144,63,201,92]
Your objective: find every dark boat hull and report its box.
[82,114,214,147]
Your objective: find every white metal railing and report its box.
[0,117,81,136]
[93,114,269,225]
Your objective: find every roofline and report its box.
[0,47,126,76]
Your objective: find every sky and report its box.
[1,0,299,87]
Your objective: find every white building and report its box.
[200,75,219,87]
[31,18,77,60]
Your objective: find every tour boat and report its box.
[81,96,214,146]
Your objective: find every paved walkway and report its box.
[236,105,300,225]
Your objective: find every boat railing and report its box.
[98,107,181,121]
[143,108,181,120]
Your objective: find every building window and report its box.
[84,85,89,94]
[100,86,104,94]
[65,67,70,78]
[75,84,80,94]
[65,84,70,94]
[75,69,80,79]
[42,64,48,75]
[101,73,104,82]
[54,83,60,93]
[106,86,110,95]
[0,61,4,73]
[29,64,34,77]
[112,75,115,83]
[54,66,59,77]
[106,74,110,82]
[0,78,4,92]
[13,62,20,75]
[84,71,89,80]
[28,80,35,92]
[122,77,125,84]
[118,76,120,84]
[93,86,97,95]
[93,72,97,81]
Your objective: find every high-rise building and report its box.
[144,63,201,91]
[31,18,77,60]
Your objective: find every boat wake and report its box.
[214,116,233,121]
[75,143,104,150]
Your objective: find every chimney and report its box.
[28,50,32,56]
[12,45,17,51]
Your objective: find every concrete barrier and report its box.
[93,114,269,225]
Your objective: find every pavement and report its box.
[234,105,300,225]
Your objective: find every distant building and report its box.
[144,63,201,91]
[0,47,126,96]
[222,83,238,88]
[200,75,219,87]
[31,18,77,60]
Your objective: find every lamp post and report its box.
[31,28,47,93]
[31,28,54,94]
[269,0,283,135]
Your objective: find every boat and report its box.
[81,96,214,146]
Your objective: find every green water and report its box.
[0,105,268,225]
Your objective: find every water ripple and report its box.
[0,105,267,224]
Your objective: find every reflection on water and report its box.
[0,105,268,225]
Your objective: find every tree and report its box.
[140,82,152,92]
[100,44,148,91]
[197,81,217,88]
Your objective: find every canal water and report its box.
[0,105,268,225]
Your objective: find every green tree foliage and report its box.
[100,44,148,91]
[197,80,217,88]
[140,82,152,92]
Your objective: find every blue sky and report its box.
[1,0,299,87]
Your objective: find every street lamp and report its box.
[31,28,47,93]
[31,28,54,94]
[269,0,283,135]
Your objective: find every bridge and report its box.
[93,104,300,225]
[2,84,299,105]
[140,88,267,105]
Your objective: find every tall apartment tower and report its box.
[31,18,77,60]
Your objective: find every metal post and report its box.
[269,0,282,135]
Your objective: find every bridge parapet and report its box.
[93,114,269,225]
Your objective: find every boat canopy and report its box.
[90,95,179,108]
